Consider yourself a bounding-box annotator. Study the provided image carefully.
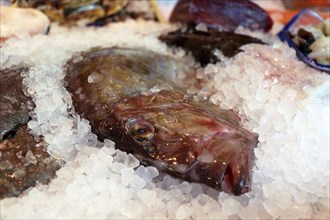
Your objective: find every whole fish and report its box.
[65,47,258,195]
[160,27,265,67]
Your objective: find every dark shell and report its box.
[65,47,258,195]
[278,9,330,73]
[169,0,193,24]
[170,0,273,32]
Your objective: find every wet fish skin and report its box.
[0,125,61,199]
[0,68,33,142]
[65,47,258,195]
[0,68,61,199]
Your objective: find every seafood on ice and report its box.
[65,47,259,196]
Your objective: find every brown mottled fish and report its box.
[65,47,258,195]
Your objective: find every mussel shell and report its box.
[278,9,330,73]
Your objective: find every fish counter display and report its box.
[0,0,329,219]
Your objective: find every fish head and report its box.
[114,90,258,195]
[207,137,255,196]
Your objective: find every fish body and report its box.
[0,68,32,141]
[65,47,258,195]
[0,125,61,199]
[0,68,60,199]
[160,27,265,66]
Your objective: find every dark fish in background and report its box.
[65,47,258,195]
[0,68,61,199]
[160,0,270,67]
[160,27,265,67]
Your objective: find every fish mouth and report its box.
[221,152,252,196]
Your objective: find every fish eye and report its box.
[136,127,147,134]
[124,118,155,144]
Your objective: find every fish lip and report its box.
[220,151,253,196]
[183,134,256,195]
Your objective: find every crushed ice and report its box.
[0,20,329,219]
